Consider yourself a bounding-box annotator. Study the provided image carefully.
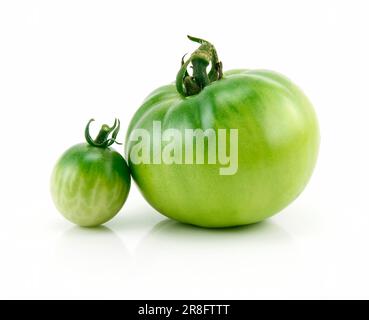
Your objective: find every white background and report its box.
[0,0,368,299]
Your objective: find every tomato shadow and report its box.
[134,217,296,269]
[138,217,293,244]
[56,225,130,262]
[107,205,167,232]
[131,217,303,297]
[149,218,276,235]
[45,225,132,297]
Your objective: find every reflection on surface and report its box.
[134,219,297,289]
[145,219,290,238]
[49,226,131,294]
[137,218,293,248]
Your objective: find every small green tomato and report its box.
[51,119,131,227]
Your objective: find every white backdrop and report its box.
[0,0,368,299]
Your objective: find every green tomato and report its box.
[51,119,131,227]
[125,36,319,228]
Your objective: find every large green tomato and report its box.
[125,36,319,228]
[51,119,131,227]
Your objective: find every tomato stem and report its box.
[84,118,122,148]
[176,35,223,97]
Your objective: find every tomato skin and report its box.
[51,143,130,227]
[125,69,319,228]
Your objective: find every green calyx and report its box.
[85,118,122,148]
[176,35,223,97]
